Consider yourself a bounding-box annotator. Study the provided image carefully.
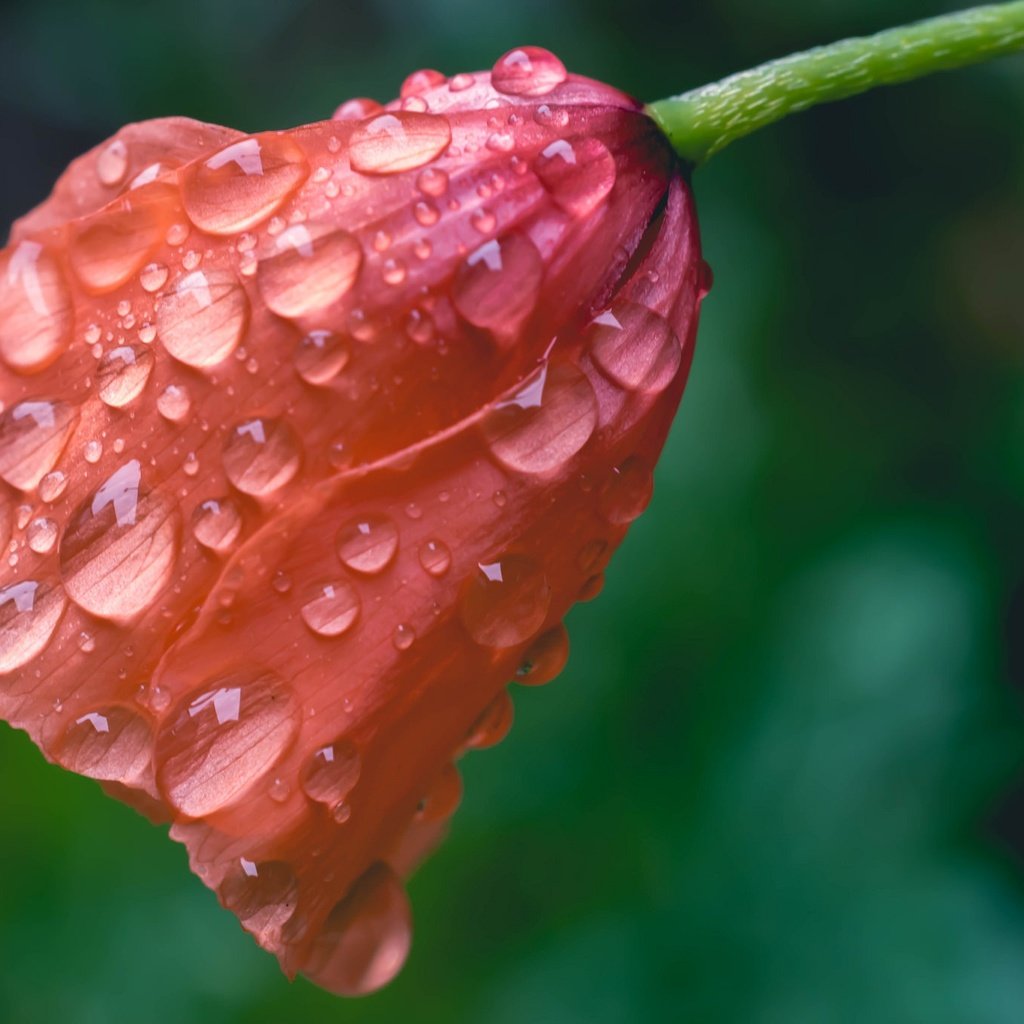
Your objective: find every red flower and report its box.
[0,46,705,994]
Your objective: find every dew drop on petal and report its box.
[301,738,361,811]
[302,863,412,997]
[157,269,249,368]
[0,580,67,675]
[400,68,445,97]
[156,383,191,422]
[336,515,399,575]
[258,225,362,318]
[333,98,383,121]
[482,363,597,475]
[52,706,152,782]
[155,668,300,818]
[294,330,350,386]
[191,496,243,552]
[515,622,569,686]
[0,400,78,492]
[588,304,681,394]
[535,137,616,217]
[181,134,309,235]
[96,139,128,186]
[599,456,654,524]
[300,579,361,637]
[415,762,462,822]
[460,555,550,648]
[140,262,169,293]
[97,344,154,408]
[464,688,514,749]
[349,112,451,175]
[221,859,298,947]
[0,242,74,373]
[491,47,567,97]
[26,517,58,554]
[39,471,68,504]
[452,234,543,334]
[222,418,301,497]
[417,538,451,577]
[59,460,179,621]
[416,166,448,197]
[392,623,414,650]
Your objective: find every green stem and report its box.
[647,2,1024,166]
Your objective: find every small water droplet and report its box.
[416,166,449,197]
[140,262,169,293]
[77,630,96,653]
[223,417,301,496]
[535,137,616,217]
[156,383,191,423]
[381,257,406,286]
[464,689,514,749]
[97,344,154,407]
[166,223,189,246]
[415,762,462,822]
[333,98,383,121]
[471,208,497,234]
[268,776,291,802]
[53,705,152,782]
[0,580,67,674]
[0,400,78,492]
[336,515,399,575]
[300,579,361,637]
[191,496,243,552]
[0,242,73,372]
[401,68,445,97]
[39,471,68,504]
[452,235,542,335]
[460,555,550,648]
[157,269,249,367]
[181,134,309,235]
[534,103,569,128]
[404,308,434,344]
[294,330,350,385]
[392,623,414,650]
[301,738,361,815]
[418,538,451,577]
[96,139,128,186]
[515,623,569,686]
[491,47,566,97]
[349,112,451,175]
[413,200,440,227]
[449,72,475,92]
[155,668,300,817]
[26,517,57,554]
[83,440,103,464]
[588,304,681,394]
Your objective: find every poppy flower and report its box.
[0,47,704,994]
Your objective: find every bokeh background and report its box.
[2,0,1024,1020]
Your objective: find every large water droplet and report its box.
[59,460,179,621]
[482,363,597,475]
[460,555,550,648]
[464,689,514,750]
[599,456,653,524]
[294,330,350,385]
[97,344,154,408]
[157,269,249,368]
[300,580,361,637]
[452,234,542,333]
[303,864,411,997]
[588,304,681,395]
[0,580,67,675]
[535,137,616,217]
[257,224,362,318]
[0,241,73,373]
[515,623,569,686]
[301,738,361,817]
[191,496,243,552]
[181,134,309,235]
[336,515,398,575]
[349,112,451,175]
[68,186,171,293]
[222,417,301,496]
[221,859,298,947]
[155,668,300,818]
[53,706,153,782]
[491,47,567,97]
[0,400,78,491]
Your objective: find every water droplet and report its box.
[0,580,67,674]
[482,363,597,474]
[415,762,462,822]
[97,344,154,408]
[471,208,496,234]
[83,440,103,464]
[588,304,681,394]
[336,515,398,575]
[491,47,566,97]
[401,68,445,97]
[77,631,96,654]
[465,689,514,750]
[413,200,440,227]
[221,859,298,946]
[333,98,383,121]
[156,383,191,422]
[418,538,451,577]
[268,776,290,802]
[39,471,68,504]
[140,262,169,295]
[698,259,714,299]
[349,112,451,175]
[599,457,653,524]
[485,132,514,153]
[96,139,128,186]
[301,738,361,815]
[535,137,616,216]
[222,417,301,496]
[405,308,434,344]
[516,623,570,686]
[181,134,309,235]
[191,496,243,552]
[381,258,406,286]
[155,668,300,817]
[157,269,249,367]
[577,539,609,574]
[300,580,360,637]
[302,863,411,997]
[0,241,73,373]
[166,223,189,246]
[578,573,604,601]
[449,72,475,92]
[460,555,550,648]
[453,234,542,333]
[26,517,57,554]
[534,103,569,128]
[68,187,170,293]
[0,400,78,491]
[392,623,414,650]
[416,166,449,197]
[53,706,152,782]
[59,460,179,621]
[294,330,350,386]
[257,224,362,318]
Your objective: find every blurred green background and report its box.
[2,1,1024,1021]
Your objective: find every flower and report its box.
[0,46,705,994]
